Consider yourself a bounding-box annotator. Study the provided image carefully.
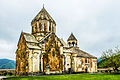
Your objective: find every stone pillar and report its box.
[63,54,66,73]
[42,20,44,31]
[37,21,39,32]
[47,21,49,32]
[53,24,56,33]
[70,53,73,73]
[51,23,52,32]
[49,22,51,32]
[43,55,44,72]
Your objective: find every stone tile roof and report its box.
[72,47,97,58]
[59,38,68,47]
[31,7,56,25]
[67,33,77,41]
[23,32,38,43]
[63,47,96,58]
[26,43,41,50]
[22,32,41,49]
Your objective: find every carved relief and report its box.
[43,33,63,72]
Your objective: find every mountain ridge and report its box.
[0,59,16,69]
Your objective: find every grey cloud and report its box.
[0,0,120,60]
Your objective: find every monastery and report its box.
[16,7,97,75]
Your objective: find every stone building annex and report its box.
[16,7,97,75]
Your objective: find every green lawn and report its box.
[4,73,120,80]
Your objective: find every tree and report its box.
[100,47,120,72]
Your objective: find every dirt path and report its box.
[0,76,8,80]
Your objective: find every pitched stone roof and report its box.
[67,33,77,41]
[31,7,56,25]
[72,47,97,58]
[23,32,38,43]
[26,43,41,50]
[22,32,41,49]
[59,38,68,47]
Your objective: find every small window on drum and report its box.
[52,50,55,58]
[68,42,71,46]
[72,42,75,47]
[35,24,37,30]
[85,58,87,63]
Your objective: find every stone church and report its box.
[16,7,97,75]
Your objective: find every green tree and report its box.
[100,47,120,71]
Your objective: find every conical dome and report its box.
[67,33,77,41]
[31,7,56,41]
[31,7,56,25]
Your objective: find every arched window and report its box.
[47,21,49,32]
[35,24,37,30]
[68,42,71,46]
[72,42,75,47]
[32,26,34,33]
[44,24,46,32]
[39,23,42,31]
[85,58,87,63]
[33,26,36,33]
[52,50,55,58]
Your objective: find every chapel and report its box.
[16,7,97,75]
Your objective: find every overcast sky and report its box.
[0,0,120,60]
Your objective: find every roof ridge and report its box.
[40,32,53,42]
[79,49,96,58]
[22,32,38,43]
[72,47,97,58]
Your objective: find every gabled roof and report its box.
[17,32,41,50]
[26,43,41,50]
[67,33,77,41]
[22,32,41,49]
[31,7,56,25]
[22,32,38,43]
[72,47,97,58]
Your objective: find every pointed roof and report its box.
[31,7,56,25]
[17,32,41,50]
[67,33,77,41]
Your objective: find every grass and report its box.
[3,73,120,80]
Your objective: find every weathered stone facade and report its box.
[16,7,97,76]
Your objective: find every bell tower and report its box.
[67,33,77,47]
[31,7,56,41]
